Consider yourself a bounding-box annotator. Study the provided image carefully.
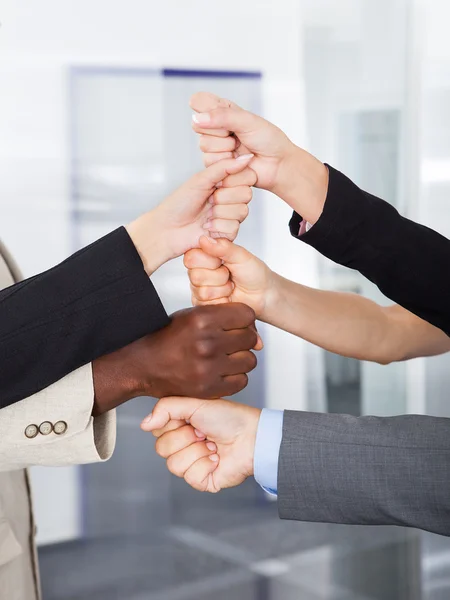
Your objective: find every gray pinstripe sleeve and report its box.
[278,410,450,536]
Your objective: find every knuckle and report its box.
[227,374,249,395]
[194,338,215,359]
[211,188,221,204]
[247,351,258,371]
[199,135,213,152]
[236,373,249,392]
[183,250,197,269]
[155,438,169,459]
[210,204,220,218]
[240,204,249,220]
[198,286,214,301]
[248,329,258,348]
[189,269,202,286]
[220,174,233,188]
[245,187,253,202]
[167,455,183,477]
[226,136,237,151]
[191,309,212,331]
[193,361,210,381]
[217,266,230,285]
[184,471,200,489]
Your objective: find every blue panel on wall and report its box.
[163,68,261,79]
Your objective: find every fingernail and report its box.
[194,429,205,438]
[209,454,219,462]
[203,221,212,230]
[192,113,211,125]
[141,413,152,424]
[215,181,223,188]
[236,153,254,161]
[206,442,217,451]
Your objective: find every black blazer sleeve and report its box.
[290,164,450,335]
[278,410,450,537]
[0,226,170,409]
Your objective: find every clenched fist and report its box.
[93,303,261,414]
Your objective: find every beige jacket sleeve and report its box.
[0,364,116,471]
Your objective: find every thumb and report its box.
[192,156,254,191]
[141,397,208,432]
[199,236,253,267]
[192,103,263,135]
[190,92,240,113]
[184,248,222,270]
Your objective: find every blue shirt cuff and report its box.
[254,408,284,496]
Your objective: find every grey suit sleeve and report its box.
[278,410,450,536]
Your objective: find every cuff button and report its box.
[39,421,53,436]
[54,421,68,435]
[25,424,39,439]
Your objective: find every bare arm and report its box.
[264,273,450,364]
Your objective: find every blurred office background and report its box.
[1,0,450,598]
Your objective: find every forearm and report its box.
[279,410,450,537]
[262,273,450,363]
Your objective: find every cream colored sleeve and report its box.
[0,364,116,471]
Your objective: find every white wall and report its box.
[413,0,450,419]
[300,0,413,417]
[0,0,309,543]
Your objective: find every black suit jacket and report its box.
[290,164,450,335]
[0,227,169,409]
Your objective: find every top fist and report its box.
[190,92,329,226]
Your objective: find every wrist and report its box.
[126,210,172,276]
[273,144,328,225]
[92,348,142,416]
[258,271,283,325]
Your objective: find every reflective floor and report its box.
[38,393,450,600]
[39,505,450,600]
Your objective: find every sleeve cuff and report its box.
[0,364,116,471]
[288,164,342,245]
[254,408,284,496]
